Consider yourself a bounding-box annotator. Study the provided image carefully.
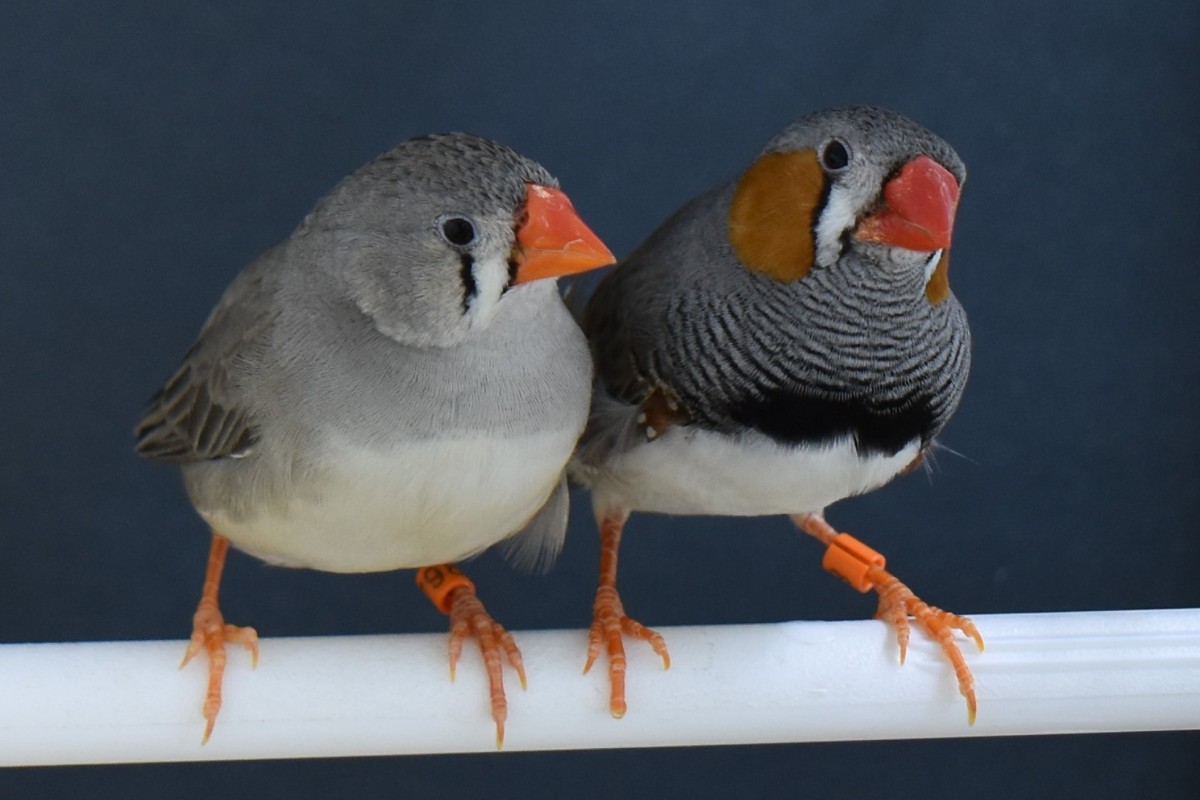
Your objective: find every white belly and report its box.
[588,427,919,517]
[203,429,577,573]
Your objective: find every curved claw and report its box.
[793,514,983,725]
[444,585,525,749]
[869,565,982,725]
[585,584,670,719]
[178,535,259,744]
[180,599,258,744]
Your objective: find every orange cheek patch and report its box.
[926,249,951,305]
[728,150,825,283]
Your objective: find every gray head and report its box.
[728,105,965,302]
[290,133,610,346]
[763,106,964,180]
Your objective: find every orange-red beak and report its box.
[856,155,960,252]
[513,184,614,284]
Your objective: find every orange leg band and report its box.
[793,512,983,725]
[418,563,522,749]
[416,563,477,614]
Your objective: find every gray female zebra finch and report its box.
[136,133,615,747]
[570,105,983,721]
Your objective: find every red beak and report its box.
[856,155,960,252]
[512,184,614,284]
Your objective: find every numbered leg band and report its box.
[416,564,476,614]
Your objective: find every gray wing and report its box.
[500,474,569,573]
[134,249,282,463]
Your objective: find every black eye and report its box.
[820,139,850,171]
[440,216,476,247]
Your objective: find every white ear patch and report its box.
[813,182,858,268]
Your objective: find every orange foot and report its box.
[795,513,984,724]
[417,564,525,749]
[584,508,670,718]
[180,534,258,744]
[868,564,983,723]
[583,584,670,718]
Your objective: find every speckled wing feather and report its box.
[583,189,727,405]
[134,249,282,463]
[573,188,731,471]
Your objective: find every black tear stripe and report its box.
[458,252,477,312]
[505,255,519,291]
[726,387,935,457]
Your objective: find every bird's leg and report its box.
[416,563,524,749]
[792,512,984,724]
[179,533,259,744]
[583,508,670,718]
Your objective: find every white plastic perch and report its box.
[1,608,1198,767]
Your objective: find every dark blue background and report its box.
[2,2,1197,797]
